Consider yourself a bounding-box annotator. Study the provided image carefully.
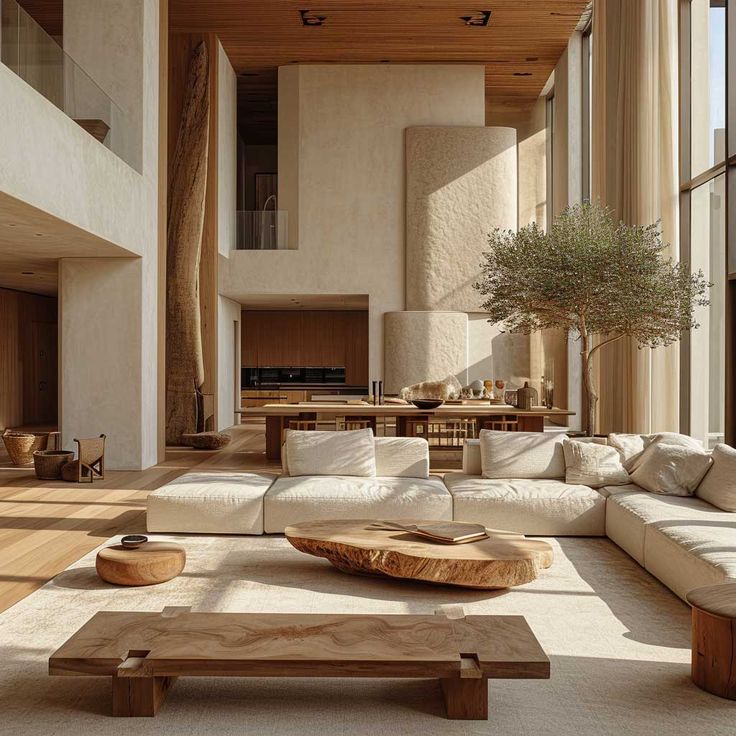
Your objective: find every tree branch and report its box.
[588,333,625,358]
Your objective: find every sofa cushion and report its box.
[645,514,736,600]
[604,489,715,565]
[562,438,629,488]
[629,442,712,496]
[696,443,736,512]
[479,430,565,480]
[263,475,452,533]
[146,472,276,535]
[285,428,376,477]
[608,432,702,471]
[444,473,605,536]
[462,439,482,475]
[374,436,429,478]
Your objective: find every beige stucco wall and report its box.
[217,40,237,257]
[220,64,486,380]
[63,0,144,172]
[58,0,161,469]
[384,311,468,394]
[0,3,155,256]
[405,126,517,313]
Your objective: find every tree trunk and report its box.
[166,42,210,445]
[580,331,598,437]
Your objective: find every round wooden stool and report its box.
[96,542,186,586]
[686,583,736,699]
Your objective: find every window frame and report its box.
[679,0,735,443]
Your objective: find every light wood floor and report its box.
[0,421,461,615]
[0,421,279,614]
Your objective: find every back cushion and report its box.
[374,437,429,478]
[479,430,565,480]
[609,432,702,471]
[462,439,482,475]
[285,428,376,477]
[696,443,736,511]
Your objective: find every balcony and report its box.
[0,0,139,171]
[236,210,289,250]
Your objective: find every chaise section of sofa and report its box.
[605,487,736,599]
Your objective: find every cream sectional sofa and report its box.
[149,433,452,536]
[147,428,736,602]
[448,434,736,600]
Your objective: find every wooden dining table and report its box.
[238,403,575,461]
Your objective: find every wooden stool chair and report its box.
[71,434,106,483]
[282,420,317,443]
[686,583,736,699]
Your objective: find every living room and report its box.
[0,1,735,734]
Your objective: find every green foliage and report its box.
[474,202,710,348]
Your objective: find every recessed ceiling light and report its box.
[300,9,325,26]
[460,10,491,26]
[513,72,532,77]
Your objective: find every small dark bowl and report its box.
[411,399,444,410]
[121,534,148,549]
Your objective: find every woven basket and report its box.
[2,431,50,466]
[33,450,74,480]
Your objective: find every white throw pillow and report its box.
[696,443,736,512]
[609,432,703,471]
[629,442,712,496]
[562,439,629,488]
[285,428,376,477]
[480,430,565,480]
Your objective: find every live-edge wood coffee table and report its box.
[285,519,554,589]
[49,606,550,719]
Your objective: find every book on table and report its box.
[370,521,489,544]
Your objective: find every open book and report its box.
[369,521,488,544]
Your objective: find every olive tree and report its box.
[474,202,710,435]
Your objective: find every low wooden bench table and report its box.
[49,607,550,719]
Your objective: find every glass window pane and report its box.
[690,174,725,448]
[690,0,726,176]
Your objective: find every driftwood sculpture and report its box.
[166,42,210,444]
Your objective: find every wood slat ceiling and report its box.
[170,0,588,143]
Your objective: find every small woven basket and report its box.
[2,431,50,466]
[33,450,74,480]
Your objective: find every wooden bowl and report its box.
[411,399,444,410]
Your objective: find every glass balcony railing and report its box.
[0,0,140,171]
[236,210,289,250]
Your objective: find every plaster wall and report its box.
[63,0,143,172]
[217,295,241,431]
[217,40,237,257]
[220,64,486,380]
[406,126,517,313]
[0,4,155,256]
[57,0,161,469]
[384,311,468,394]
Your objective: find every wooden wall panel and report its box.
[241,310,368,384]
[0,289,57,430]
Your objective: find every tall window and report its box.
[581,20,592,202]
[680,0,733,447]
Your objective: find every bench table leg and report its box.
[112,675,175,717]
[440,674,489,720]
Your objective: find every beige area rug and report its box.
[0,533,733,735]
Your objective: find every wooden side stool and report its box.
[686,583,736,699]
